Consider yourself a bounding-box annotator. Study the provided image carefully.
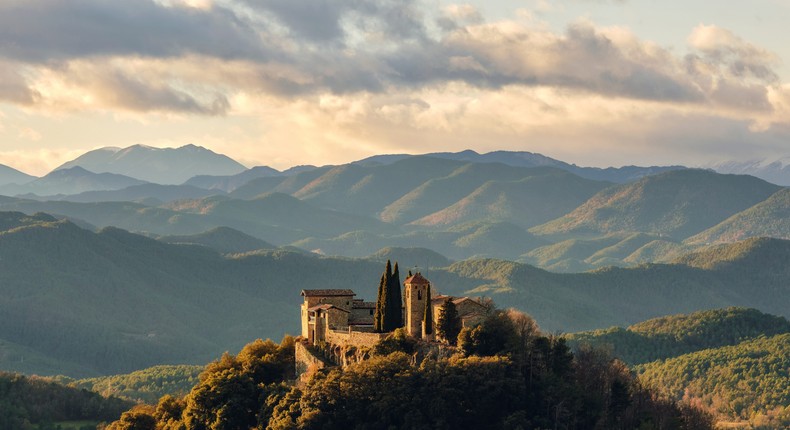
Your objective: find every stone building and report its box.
[301,273,487,347]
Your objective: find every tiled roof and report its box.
[301,289,356,297]
[404,272,430,285]
[307,304,350,313]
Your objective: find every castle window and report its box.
[369,310,373,315]
[418,290,422,300]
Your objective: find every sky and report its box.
[0,0,788,175]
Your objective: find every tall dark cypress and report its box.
[423,283,433,335]
[387,262,403,329]
[378,260,393,332]
[374,272,386,332]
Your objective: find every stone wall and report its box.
[325,327,387,349]
[294,340,328,385]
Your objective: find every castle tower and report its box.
[404,272,430,338]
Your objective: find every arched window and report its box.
[418,289,422,300]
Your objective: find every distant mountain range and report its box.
[0,166,146,196]
[709,157,790,186]
[55,144,247,184]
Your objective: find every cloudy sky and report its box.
[0,0,788,175]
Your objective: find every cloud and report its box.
[0,0,266,62]
[0,0,785,122]
[0,63,39,105]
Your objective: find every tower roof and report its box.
[404,272,430,285]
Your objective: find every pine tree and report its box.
[423,283,433,335]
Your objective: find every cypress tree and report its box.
[374,272,386,333]
[386,262,403,330]
[423,283,433,335]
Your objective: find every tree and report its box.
[437,299,461,345]
[385,262,403,331]
[374,265,389,333]
[423,283,433,335]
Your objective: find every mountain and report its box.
[566,308,790,427]
[356,150,687,183]
[56,183,222,204]
[184,165,281,191]
[407,170,610,229]
[672,236,790,271]
[685,188,790,245]
[521,232,666,272]
[55,144,247,184]
[0,216,389,376]
[367,246,451,267]
[565,307,790,365]
[710,157,790,186]
[1,212,789,376]
[637,333,790,427]
[158,226,276,254]
[0,164,36,187]
[0,166,147,196]
[531,169,782,240]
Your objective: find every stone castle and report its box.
[300,272,487,348]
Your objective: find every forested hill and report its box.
[0,371,131,429]
[565,307,790,364]
[1,212,789,376]
[566,308,790,428]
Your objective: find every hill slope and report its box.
[532,169,781,240]
[565,307,790,364]
[637,334,790,427]
[158,226,276,254]
[0,163,36,187]
[686,188,790,244]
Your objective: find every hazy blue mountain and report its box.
[0,166,146,196]
[0,164,36,187]
[184,165,281,191]
[709,157,790,186]
[407,170,609,229]
[367,246,452,267]
[685,188,790,245]
[56,183,222,204]
[292,157,466,217]
[55,144,247,184]
[532,169,781,240]
[158,226,276,254]
[355,150,687,183]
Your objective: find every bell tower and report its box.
[404,272,430,338]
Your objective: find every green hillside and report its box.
[566,307,790,364]
[292,156,465,217]
[158,226,276,254]
[367,246,451,267]
[532,170,781,240]
[637,334,790,427]
[1,212,790,376]
[686,187,790,245]
[65,364,203,404]
[410,171,609,229]
[0,371,131,429]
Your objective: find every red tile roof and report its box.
[404,272,430,285]
[307,304,350,313]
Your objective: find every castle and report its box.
[300,272,487,348]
